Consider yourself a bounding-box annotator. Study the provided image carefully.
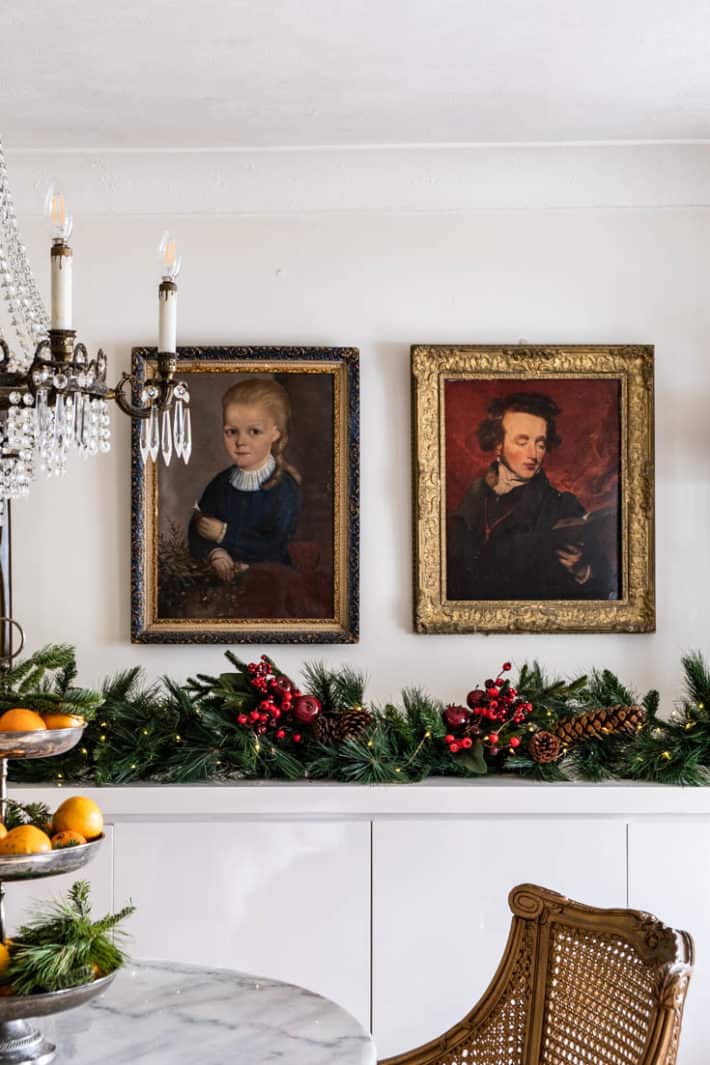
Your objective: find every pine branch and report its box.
[5,800,52,832]
[643,689,661,721]
[330,667,366,710]
[401,689,446,739]
[1,645,76,694]
[681,651,710,711]
[8,880,135,994]
[101,668,144,703]
[588,669,635,708]
[301,662,336,710]
[55,660,78,696]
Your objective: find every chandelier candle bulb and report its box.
[157,232,180,355]
[50,240,72,330]
[158,278,177,354]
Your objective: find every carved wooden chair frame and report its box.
[380,883,693,1065]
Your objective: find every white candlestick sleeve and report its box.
[158,279,177,353]
[50,242,73,330]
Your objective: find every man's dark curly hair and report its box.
[477,391,562,453]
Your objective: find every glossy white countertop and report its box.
[11,779,710,818]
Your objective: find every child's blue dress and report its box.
[189,465,301,567]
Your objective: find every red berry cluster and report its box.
[237,655,319,746]
[443,662,533,757]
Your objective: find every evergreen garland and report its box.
[6,644,710,786]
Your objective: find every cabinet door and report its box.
[114,820,370,1030]
[628,819,710,1065]
[373,817,626,1059]
[3,825,114,930]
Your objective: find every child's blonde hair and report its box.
[222,376,302,487]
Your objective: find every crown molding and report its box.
[7,143,710,216]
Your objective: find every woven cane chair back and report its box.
[380,883,693,1065]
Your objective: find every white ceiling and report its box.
[2,0,710,149]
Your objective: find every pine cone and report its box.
[554,705,646,748]
[311,715,342,745]
[528,730,562,764]
[311,707,373,745]
[336,708,373,742]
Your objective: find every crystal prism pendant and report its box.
[36,388,51,443]
[139,414,150,464]
[182,406,192,464]
[161,407,173,466]
[73,393,84,450]
[148,405,159,463]
[53,392,65,448]
[173,398,184,459]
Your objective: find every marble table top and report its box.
[41,961,377,1064]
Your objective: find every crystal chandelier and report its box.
[0,138,191,514]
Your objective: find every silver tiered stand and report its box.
[0,622,112,1065]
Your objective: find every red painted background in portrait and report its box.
[444,378,621,515]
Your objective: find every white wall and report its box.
[7,144,710,709]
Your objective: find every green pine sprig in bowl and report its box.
[6,880,135,995]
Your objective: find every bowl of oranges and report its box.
[0,708,85,760]
[0,796,104,880]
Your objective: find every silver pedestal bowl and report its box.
[0,972,116,1064]
[0,728,84,762]
[0,837,103,882]
[0,722,115,1063]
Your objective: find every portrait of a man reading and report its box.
[445,384,621,602]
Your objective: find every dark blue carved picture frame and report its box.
[131,346,359,644]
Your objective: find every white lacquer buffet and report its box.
[8,780,709,1064]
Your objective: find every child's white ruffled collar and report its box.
[229,454,276,492]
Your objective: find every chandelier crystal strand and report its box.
[0,140,47,362]
[0,143,49,342]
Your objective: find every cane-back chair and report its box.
[380,883,693,1065]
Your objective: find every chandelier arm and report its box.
[112,373,152,419]
[32,339,51,360]
[0,617,24,669]
[25,340,51,398]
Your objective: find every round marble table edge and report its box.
[45,958,377,1065]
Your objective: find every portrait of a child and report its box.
[138,346,358,644]
[188,377,302,580]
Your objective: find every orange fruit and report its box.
[0,943,10,976]
[51,830,87,849]
[42,713,85,730]
[52,797,103,841]
[0,709,46,732]
[0,825,51,855]
[0,826,7,841]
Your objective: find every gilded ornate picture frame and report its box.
[132,346,359,644]
[413,344,654,634]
